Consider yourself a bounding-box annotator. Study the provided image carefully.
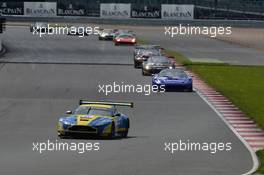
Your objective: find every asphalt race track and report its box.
[95,25,264,65]
[0,26,254,175]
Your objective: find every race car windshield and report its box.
[74,106,113,116]
[141,49,160,54]
[88,108,113,116]
[74,106,90,115]
[119,34,134,38]
[159,69,187,78]
[149,57,170,64]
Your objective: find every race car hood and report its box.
[62,114,113,126]
[158,76,191,83]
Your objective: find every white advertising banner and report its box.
[24,2,57,17]
[100,3,131,19]
[162,4,194,20]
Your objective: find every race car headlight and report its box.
[185,78,192,83]
[101,33,106,37]
[63,121,72,125]
[155,79,161,84]
[132,38,136,43]
[145,65,150,70]
[117,38,121,42]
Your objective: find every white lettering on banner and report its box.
[24,2,57,17]
[100,3,131,18]
[162,4,194,20]
[132,11,160,18]
[58,9,85,16]
[0,7,23,15]
[0,2,23,15]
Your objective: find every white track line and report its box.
[244,137,264,140]
[195,89,259,175]
[236,128,263,132]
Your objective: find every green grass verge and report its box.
[189,64,264,129]
[137,38,264,173]
[188,64,264,173]
[257,150,264,174]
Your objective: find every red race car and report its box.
[114,34,137,46]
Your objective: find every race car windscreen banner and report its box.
[131,4,161,18]
[24,2,57,17]
[161,4,194,20]
[0,1,24,15]
[57,0,86,16]
[100,3,131,19]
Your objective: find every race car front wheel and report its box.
[58,132,67,139]
[109,122,115,139]
[122,119,129,138]
[122,130,128,138]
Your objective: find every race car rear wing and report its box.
[79,100,134,108]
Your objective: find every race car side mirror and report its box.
[66,110,72,115]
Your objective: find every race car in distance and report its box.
[134,49,162,68]
[114,34,137,45]
[57,100,133,139]
[142,56,175,76]
[98,29,115,40]
[152,68,193,92]
[134,44,163,57]
[112,29,135,39]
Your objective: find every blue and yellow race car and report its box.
[57,100,133,139]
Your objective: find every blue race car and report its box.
[57,100,133,139]
[152,68,193,92]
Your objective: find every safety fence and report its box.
[0,1,263,20]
